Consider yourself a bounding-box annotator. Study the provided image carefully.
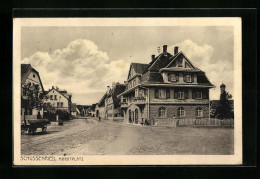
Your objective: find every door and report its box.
[135,109,138,124]
[129,110,132,123]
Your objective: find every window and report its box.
[159,89,166,98]
[123,98,127,103]
[177,91,184,99]
[177,107,185,117]
[196,107,203,117]
[61,102,63,107]
[50,95,53,100]
[33,74,35,78]
[194,91,202,99]
[185,75,191,82]
[177,59,183,67]
[168,73,176,81]
[57,102,60,107]
[22,89,26,95]
[133,79,136,87]
[159,107,166,117]
[54,95,57,100]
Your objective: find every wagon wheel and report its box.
[42,125,47,132]
[21,127,27,134]
[28,127,32,135]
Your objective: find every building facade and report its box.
[21,64,45,119]
[45,86,72,113]
[118,45,214,125]
[104,82,126,121]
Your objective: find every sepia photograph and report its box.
[13,18,242,165]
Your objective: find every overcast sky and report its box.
[21,26,234,105]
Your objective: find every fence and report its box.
[155,118,234,127]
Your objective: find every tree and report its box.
[22,82,44,115]
[215,90,233,119]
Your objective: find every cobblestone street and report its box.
[21,117,234,155]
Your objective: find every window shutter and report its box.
[192,91,196,99]
[191,75,194,82]
[183,75,186,82]
[155,89,159,98]
[166,89,170,98]
[176,75,179,82]
[185,90,189,99]
[174,90,178,99]
[202,90,208,99]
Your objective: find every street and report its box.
[21,117,234,155]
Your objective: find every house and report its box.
[90,104,96,117]
[105,82,126,121]
[71,103,77,117]
[117,45,215,125]
[45,86,72,114]
[77,105,91,116]
[21,64,45,119]
[95,94,107,119]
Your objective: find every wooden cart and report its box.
[21,115,49,134]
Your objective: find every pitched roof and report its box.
[98,93,107,107]
[131,63,149,74]
[21,64,45,91]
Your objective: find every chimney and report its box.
[163,45,167,55]
[52,86,54,89]
[174,46,179,55]
[56,86,59,90]
[151,54,155,61]
[107,86,110,93]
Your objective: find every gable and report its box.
[167,53,196,69]
[127,65,136,79]
[47,89,69,101]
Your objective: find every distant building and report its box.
[45,86,72,114]
[118,45,214,125]
[71,103,77,117]
[95,93,107,119]
[105,82,126,121]
[77,105,91,116]
[21,64,45,118]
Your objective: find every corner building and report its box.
[118,45,215,125]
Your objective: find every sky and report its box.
[21,26,234,105]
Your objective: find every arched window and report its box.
[177,107,185,117]
[158,107,166,117]
[196,107,203,117]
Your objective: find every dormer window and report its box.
[184,74,194,83]
[185,75,191,82]
[168,73,179,82]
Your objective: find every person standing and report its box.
[98,116,101,122]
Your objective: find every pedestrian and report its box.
[98,116,101,122]
[37,111,41,119]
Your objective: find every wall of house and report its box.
[150,104,209,124]
[46,89,69,111]
[25,71,43,92]
[149,88,209,104]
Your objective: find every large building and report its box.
[21,64,45,118]
[118,45,214,125]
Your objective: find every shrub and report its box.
[55,110,70,121]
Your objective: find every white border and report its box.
[13,18,242,165]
